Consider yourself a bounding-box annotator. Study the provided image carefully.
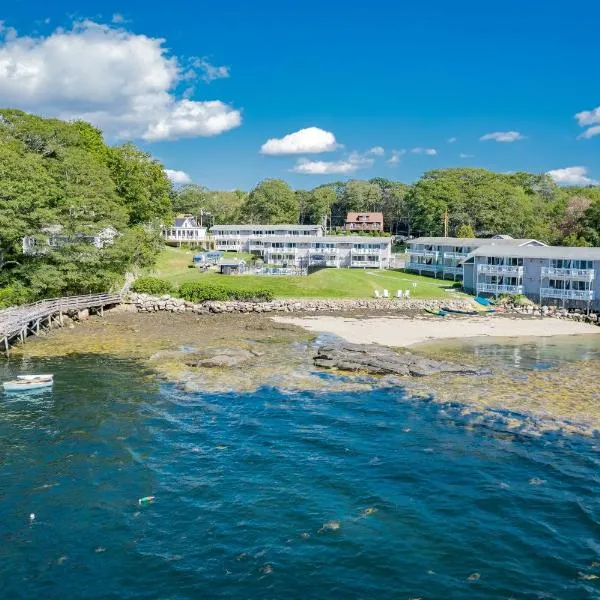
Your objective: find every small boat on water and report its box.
[425,308,448,317]
[3,375,54,392]
[17,374,53,382]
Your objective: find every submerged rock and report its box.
[186,348,254,369]
[314,343,488,377]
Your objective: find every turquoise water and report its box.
[1,355,600,599]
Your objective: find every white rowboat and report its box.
[17,374,53,381]
[3,378,54,392]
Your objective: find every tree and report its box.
[308,187,336,226]
[108,143,173,226]
[456,223,476,238]
[241,179,298,224]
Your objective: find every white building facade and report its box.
[405,235,546,279]
[253,235,392,269]
[462,246,600,310]
[162,215,207,244]
[209,224,324,252]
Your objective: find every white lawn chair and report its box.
[404,290,411,298]
[396,290,403,298]
[374,290,381,298]
[383,289,389,298]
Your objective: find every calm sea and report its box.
[1,350,599,599]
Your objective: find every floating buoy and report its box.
[138,496,155,506]
[29,513,35,522]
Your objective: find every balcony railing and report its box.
[406,262,441,272]
[541,267,595,281]
[407,250,439,258]
[477,283,523,295]
[443,266,463,275]
[351,260,381,267]
[477,264,524,275]
[352,248,384,255]
[310,247,337,254]
[540,288,594,301]
[443,251,468,260]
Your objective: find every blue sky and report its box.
[1,0,599,189]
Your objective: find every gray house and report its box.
[405,235,546,280]
[462,245,600,310]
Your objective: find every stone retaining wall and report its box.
[124,293,600,326]
[127,293,476,315]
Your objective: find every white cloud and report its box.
[411,147,437,155]
[546,166,598,186]
[0,20,242,141]
[165,168,192,185]
[367,146,385,156]
[447,137,457,143]
[575,106,600,139]
[111,14,125,24]
[459,153,474,158]
[193,58,230,83]
[387,149,406,166]
[291,151,373,175]
[480,131,525,142]
[261,127,339,155]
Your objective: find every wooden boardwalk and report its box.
[0,293,122,355]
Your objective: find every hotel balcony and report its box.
[310,247,338,254]
[443,266,463,275]
[540,287,594,301]
[443,251,468,260]
[541,267,595,281]
[477,283,524,295]
[351,259,381,268]
[352,248,383,255]
[406,262,442,273]
[477,264,524,276]
[407,250,439,258]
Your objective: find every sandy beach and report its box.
[274,315,600,347]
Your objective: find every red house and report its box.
[344,212,384,232]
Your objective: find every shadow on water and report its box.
[1,354,600,599]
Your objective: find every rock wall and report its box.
[127,293,479,315]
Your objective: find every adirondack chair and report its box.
[383,289,389,298]
[396,290,403,298]
[404,290,411,298]
[374,290,381,298]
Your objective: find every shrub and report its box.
[178,282,229,302]
[131,276,174,295]
[0,284,32,309]
[229,288,274,302]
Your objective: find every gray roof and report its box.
[465,245,600,261]
[210,224,322,232]
[255,235,391,244]
[407,236,545,247]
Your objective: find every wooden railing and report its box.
[0,293,122,344]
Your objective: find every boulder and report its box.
[314,343,487,377]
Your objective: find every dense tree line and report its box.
[174,170,600,246]
[0,110,172,304]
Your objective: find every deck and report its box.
[0,293,122,355]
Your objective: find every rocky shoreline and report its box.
[125,292,600,326]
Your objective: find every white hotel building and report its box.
[209,224,324,252]
[252,235,392,269]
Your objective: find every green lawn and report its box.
[150,247,464,300]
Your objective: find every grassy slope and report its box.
[151,247,462,300]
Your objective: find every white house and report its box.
[162,215,207,245]
[22,225,119,255]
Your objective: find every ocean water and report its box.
[1,354,600,599]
